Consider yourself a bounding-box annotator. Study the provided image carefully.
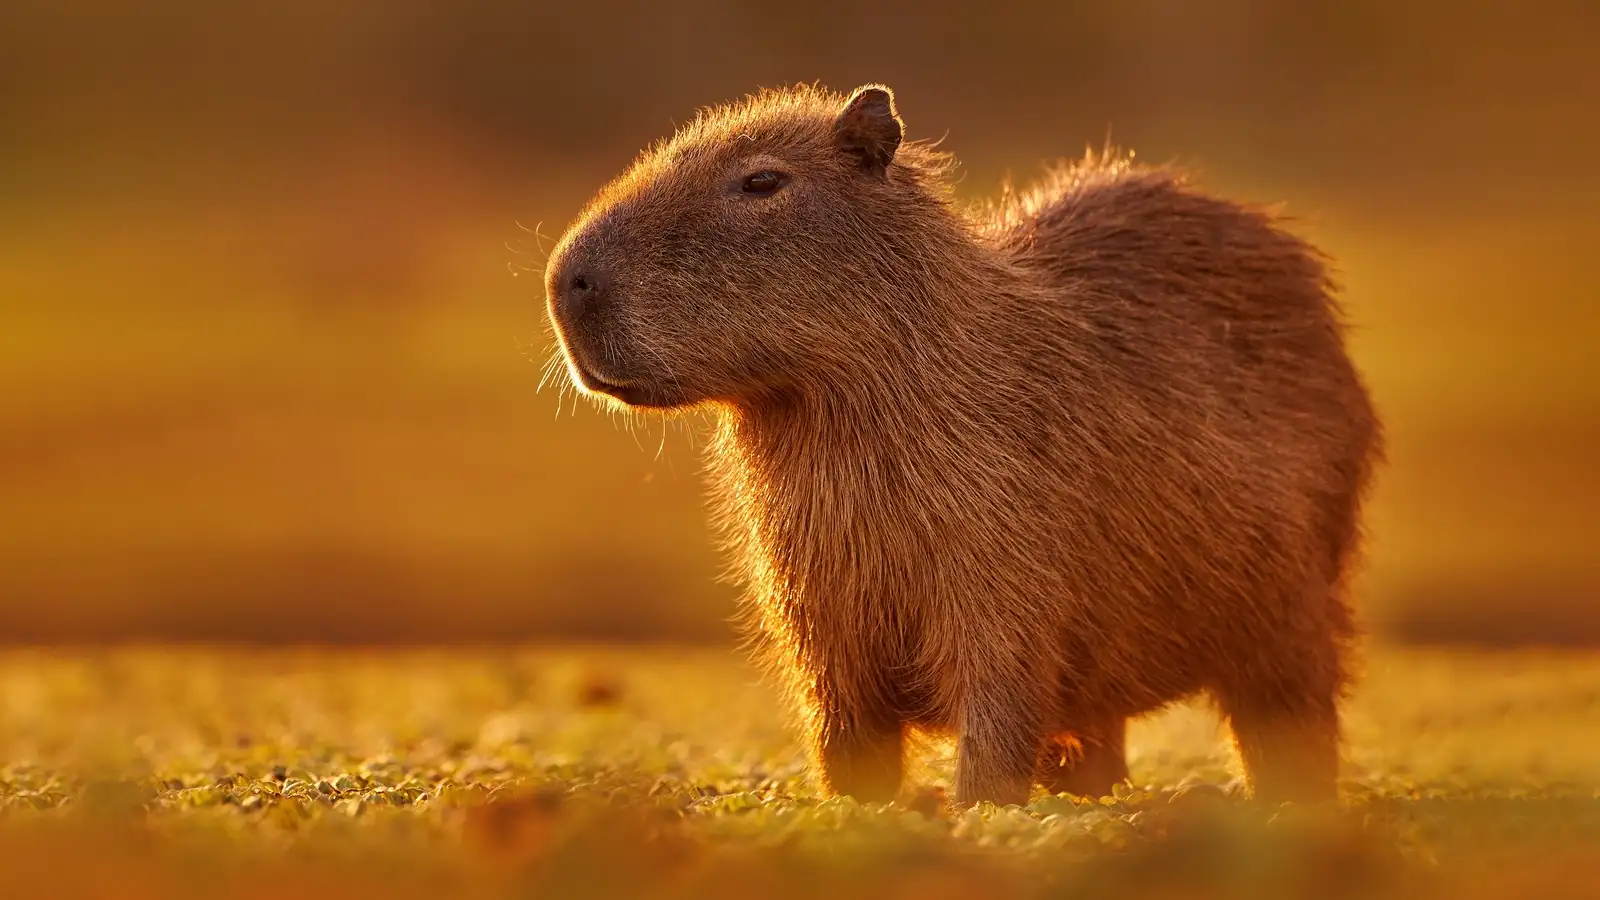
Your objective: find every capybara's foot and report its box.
[1037,719,1129,799]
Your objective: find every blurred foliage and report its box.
[0,644,1598,898]
[1,0,1597,643]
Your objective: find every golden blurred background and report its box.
[2,0,1596,646]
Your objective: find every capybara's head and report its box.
[544,83,957,410]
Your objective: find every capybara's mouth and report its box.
[551,336,635,401]
[569,360,660,408]
[569,360,627,395]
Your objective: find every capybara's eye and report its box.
[740,171,788,197]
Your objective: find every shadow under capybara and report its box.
[541,83,1384,808]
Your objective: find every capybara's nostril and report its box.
[559,270,602,320]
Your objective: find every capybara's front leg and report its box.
[811,690,905,803]
[954,680,1043,807]
[1215,626,1345,804]
[1221,694,1339,803]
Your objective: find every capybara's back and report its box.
[542,83,1384,808]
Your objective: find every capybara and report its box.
[541,83,1383,808]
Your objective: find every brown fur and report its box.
[541,83,1384,808]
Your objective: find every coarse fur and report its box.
[541,82,1384,808]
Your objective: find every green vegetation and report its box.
[2,644,1597,898]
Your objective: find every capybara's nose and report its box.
[555,268,604,322]
[547,249,609,325]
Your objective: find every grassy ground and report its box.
[1,644,1598,899]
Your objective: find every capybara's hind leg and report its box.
[814,703,905,803]
[1214,633,1344,803]
[1036,719,1129,799]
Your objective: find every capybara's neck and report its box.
[730,237,1033,449]
[705,230,1050,551]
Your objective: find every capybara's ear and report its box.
[834,84,903,176]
